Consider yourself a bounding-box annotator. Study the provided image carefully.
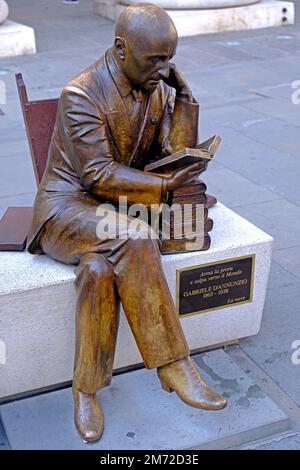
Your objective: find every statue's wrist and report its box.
[176,87,193,102]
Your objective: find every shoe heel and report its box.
[160,378,174,393]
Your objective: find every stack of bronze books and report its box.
[144,135,221,254]
[160,180,213,254]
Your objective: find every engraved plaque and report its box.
[177,254,255,317]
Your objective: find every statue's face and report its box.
[119,32,178,93]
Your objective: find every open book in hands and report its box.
[144,135,221,176]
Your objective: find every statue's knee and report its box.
[77,253,114,281]
[127,219,159,245]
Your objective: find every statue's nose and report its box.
[158,65,169,79]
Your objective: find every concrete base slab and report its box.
[116,1,295,37]
[0,349,288,450]
[0,203,273,400]
[122,0,261,7]
[0,418,9,450]
[0,20,36,57]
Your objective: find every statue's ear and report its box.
[114,37,126,60]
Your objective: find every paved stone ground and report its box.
[0,349,289,450]
[0,0,300,450]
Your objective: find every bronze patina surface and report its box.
[27,2,226,442]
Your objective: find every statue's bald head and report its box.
[113,3,178,93]
[115,2,177,44]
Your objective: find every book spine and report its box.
[160,234,211,254]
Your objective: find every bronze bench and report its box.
[15,73,59,185]
[0,75,59,251]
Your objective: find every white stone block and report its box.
[121,0,261,9]
[0,203,273,399]
[117,0,295,36]
[93,0,118,20]
[0,20,36,58]
[0,0,9,24]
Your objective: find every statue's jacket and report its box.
[27,49,199,254]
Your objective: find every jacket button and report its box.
[150,114,159,125]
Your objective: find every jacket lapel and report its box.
[96,53,134,164]
[130,89,161,167]
[129,93,151,165]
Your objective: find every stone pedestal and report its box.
[121,0,261,7]
[0,0,36,58]
[93,0,118,20]
[94,0,295,36]
[0,203,273,400]
[0,0,9,24]
[0,21,36,57]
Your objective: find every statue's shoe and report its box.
[73,387,104,443]
[157,357,227,411]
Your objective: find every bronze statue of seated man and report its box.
[27,2,227,443]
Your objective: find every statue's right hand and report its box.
[166,161,207,192]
